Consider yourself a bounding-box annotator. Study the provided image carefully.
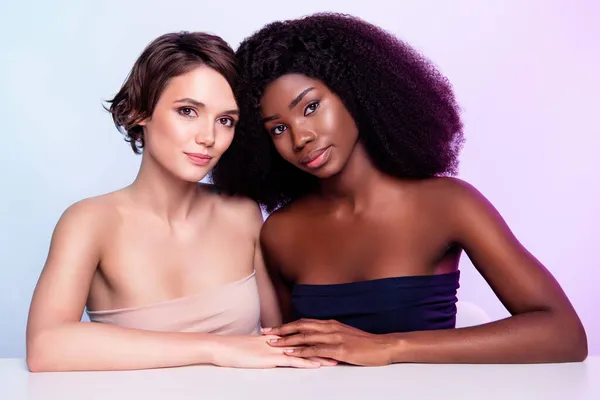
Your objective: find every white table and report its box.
[1,357,599,400]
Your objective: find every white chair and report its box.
[455,300,491,328]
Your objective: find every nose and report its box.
[291,128,316,151]
[195,122,215,147]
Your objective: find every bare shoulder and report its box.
[259,202,301,250]
[260,208,285,244]
[414,176,490,210]
[416,176,479,195]
[415,176,509,243]
[43,190,125,275]
[57,191,123,233]
[201,183,264,234]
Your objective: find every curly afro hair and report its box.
[211,13,464,212]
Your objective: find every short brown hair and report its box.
[105,31,237,154]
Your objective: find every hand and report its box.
[262,319,393,366]
[210,335,324,369]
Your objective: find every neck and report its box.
[128,152,201,222]
[319,142,391,212]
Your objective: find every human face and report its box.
[260,74,359,178]
[139,65,238,182]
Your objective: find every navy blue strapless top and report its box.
[291,271,460,334]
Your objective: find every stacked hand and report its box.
[211,334,336,369]
[262,319,393,366]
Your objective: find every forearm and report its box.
[387,311,587,364]
[27,322,220,372]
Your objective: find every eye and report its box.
[304,101,320,116]
[270,125,287,136]
[217,117,235,127]
[178,107,197,118]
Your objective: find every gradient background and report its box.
[0,0,598,358]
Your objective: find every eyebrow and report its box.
[289,87,314,109]
[261,87,315,123]
[175,98,205,107]
[174,98,239,115]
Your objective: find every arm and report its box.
[249,206,282,328]
[259,215,294,324]
[27,200,318,372]
[386,179,587,363]
[26,201,221,372]
[266,179,587,364]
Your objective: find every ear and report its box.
[131,110,151,128]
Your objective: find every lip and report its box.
[185,152,212,166]
[300,146,332,168]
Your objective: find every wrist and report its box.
[193,333,223,366]
[381,333,409,364]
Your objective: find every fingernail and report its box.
[267,338,278,343]
[284,349,294,353]
[261,327,272,332]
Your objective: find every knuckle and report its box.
[299,320,311,328]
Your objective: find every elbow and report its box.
[27,354,48,373]
[26,333,58,373]
[554,313,588,363]
[26,342,47,373]
[26,351,46,373]
[566,323,588,362]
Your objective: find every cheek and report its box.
[319,107,339,134]
[316,107,356,148]
[145,118,191,165]
[147,114,182,146]
[331,113,358,151]
[341,110,359,140]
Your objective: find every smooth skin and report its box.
[258,73,587,365]
[26,66,323,372]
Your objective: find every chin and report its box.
[302,163,341,179]
[172,168,211,183]
[172,174,206,183]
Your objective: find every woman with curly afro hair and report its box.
[212,13,586,365]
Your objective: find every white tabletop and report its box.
[1,357,599,400]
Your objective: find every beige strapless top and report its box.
[86,272,260,335]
